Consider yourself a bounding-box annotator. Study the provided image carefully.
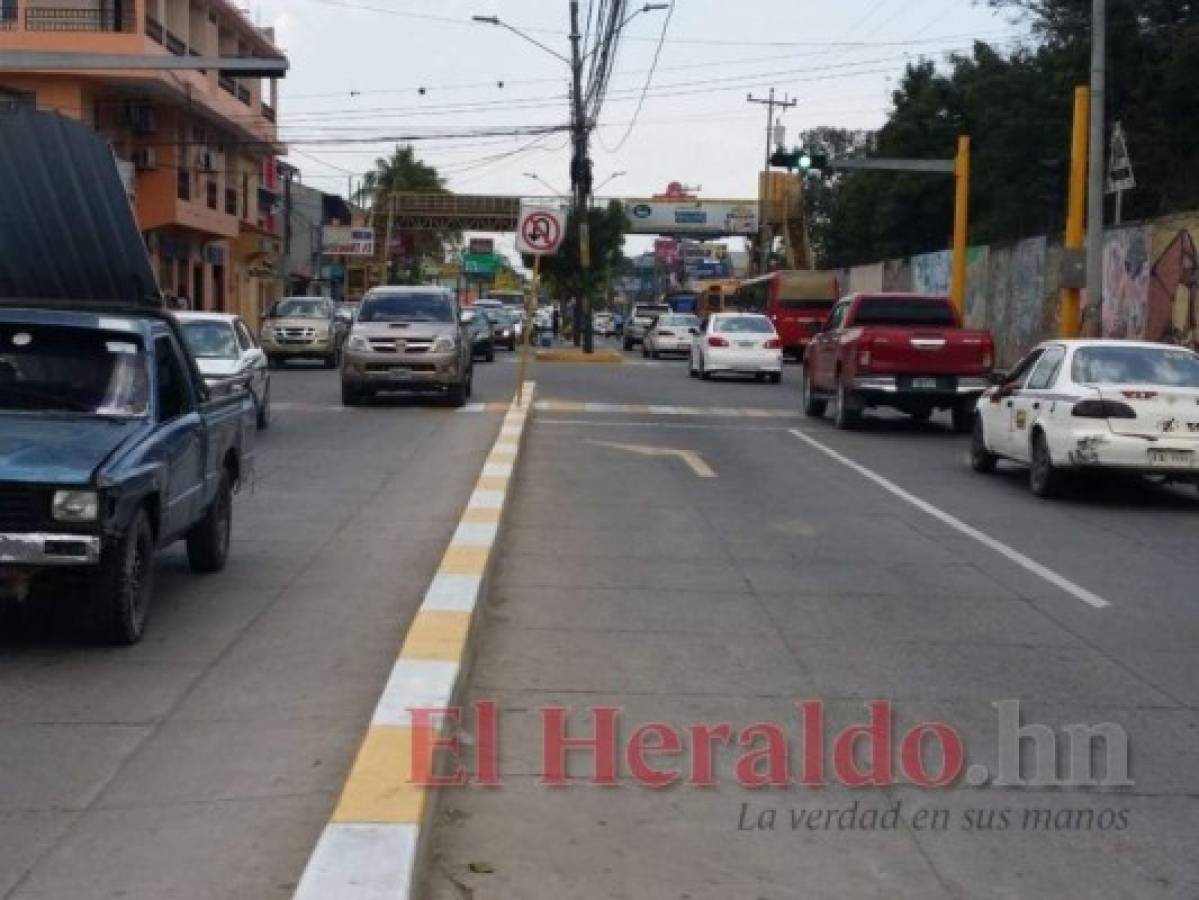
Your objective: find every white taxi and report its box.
[971,340,1199,497]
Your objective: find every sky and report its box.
[252,0,1029,265]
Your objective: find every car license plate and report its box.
[1148,449,1194,466]
[912,378,938,390]
[737,341,756,349]
[389,368,412,380]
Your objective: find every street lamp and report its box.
[470,15,570,64]
[523,172,568,199]
[593,171,627,194]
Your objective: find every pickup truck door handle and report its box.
[1032,402,1041,411]
[1006,400,1013,408]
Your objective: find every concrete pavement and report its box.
[0,358,518,900]
[424,345,1199,899]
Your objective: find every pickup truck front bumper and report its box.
[0,532,101,566]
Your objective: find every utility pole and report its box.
[747,89,796,276]
[568,0,594,352]
[1083,0,1106,337]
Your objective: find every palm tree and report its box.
[353,145,445,207]
[353,145,454,283]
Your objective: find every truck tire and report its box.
[187,469,233,574]
[323,351,339,370]
[802,370,827,417]
[92,508,155,645]
[446,378,468,408]
[832,376,861,430]
[342,383,362,406]
[951,402,975,434]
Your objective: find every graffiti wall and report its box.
[848,262,884,294]
[912,250,952,295]
[823,207,1199,362]
[882,258,912,293]
[964,246,990,330]
[1101,225,1151,341]
[1148,214,1199,349]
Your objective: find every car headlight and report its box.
[52,490,99,523]
[348,335,370,351]
[432,335,458,353]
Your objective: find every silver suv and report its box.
[623,303,672,350]
[341,287,473,406]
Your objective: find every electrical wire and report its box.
[597,0,674,154]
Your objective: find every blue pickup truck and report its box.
[0,110,255,644]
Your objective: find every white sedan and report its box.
[971,339,1199,497]
[644,313,701,358]
[176,312,272,430]
[689,313,784,383]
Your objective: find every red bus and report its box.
[732,271,840,358]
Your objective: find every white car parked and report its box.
[689,313,784,383]
[176,312,272,430]
[971,339,1199,497]
[644,313,701,358]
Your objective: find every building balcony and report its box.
[24,5,136,33]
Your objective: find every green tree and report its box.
[354,145,455,283]
[525,202,628,304]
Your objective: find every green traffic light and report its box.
[799,154,812,171]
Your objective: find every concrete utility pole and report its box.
[568,0,593,353]
[747,90,797,276]
[1084,0,1106,336]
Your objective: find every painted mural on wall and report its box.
[912,250,952,295]
[1148,215,1199,349]
[882,258,912,293]
[964,246,990,330]
[1101,225,1151,341]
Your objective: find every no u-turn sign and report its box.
[516,204,566,256]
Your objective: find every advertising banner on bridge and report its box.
[625,198,758,236]
[322,226,376,256]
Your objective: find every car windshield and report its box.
[1072,346,1199,387]
[854,297,956,326]
[269,299,329,319]
[180,321,238,360]
[716,316,774,334]
[0,324,150,417]
[660,316,699,328]
[484,309,519,325]
[636,307,671,319]
[359,292,455,323]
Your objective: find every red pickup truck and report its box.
[802,293,995,432]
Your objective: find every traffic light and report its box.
[769,147,830,173]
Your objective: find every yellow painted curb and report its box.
[534,349,624,364]
[476,475,510,491]
[332,726,425,824]
[399,610,472,661]
[461,507,502,524]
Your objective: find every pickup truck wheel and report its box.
[1029,430,1063,498]
[770,372,783,385]
[446,379,468,408]
[92,509,155,645]
[832,377,861,430]
[623,338,634,351]
[970,416,998,473]
[485,345,495,363]
[256,384,271,430]
[802,371,827,417]
[951,402,975,434]
[323,351,339,370]
[187,470,233,574]
[341,383,361,406]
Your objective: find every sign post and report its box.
[515,204,566,404]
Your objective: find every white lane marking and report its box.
[482,462,514,478]
[451,521,500,546]
[467,489,506,509]
[590,440,717,479]
[423,574,484,612]
[539,419,792,432]
[787,430,1111,609]
[372,660,461,727]
[293,823,418,900]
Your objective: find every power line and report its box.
[598,0,674,153]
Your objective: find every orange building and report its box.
[0,0,287,326]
